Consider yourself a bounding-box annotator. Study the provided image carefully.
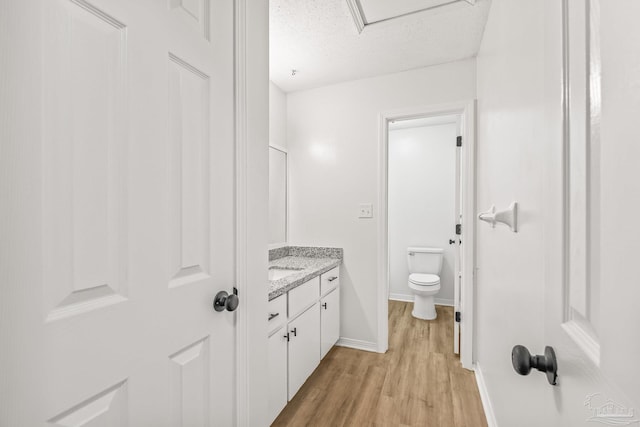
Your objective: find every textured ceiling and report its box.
[270,0,491,93]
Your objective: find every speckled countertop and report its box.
[268,247,342,300]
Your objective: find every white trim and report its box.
[388,293,454,307]
[268,144,288,248]
[562,320,601,366]
[460,100,477,370]
[474,363,498,427]
[377,100,477,368]
[388,293,412,302]
[234,0,248,425]
[346,0,477,33]
[345,0,365,33]
[268,143,287,154]
[336,337,379,353]
[377,112,390,354]
[435,298,454,307]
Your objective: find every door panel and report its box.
[288,304,320,400]
[43,0,128,322]
[268,328,288,424]
[169,337,210,427]
[544,1,640,425]
[167,53,211,289]
[320,288,340,358]
[48,380,128,427]
[2,0,236,424]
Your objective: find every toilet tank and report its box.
[407,247,444,274]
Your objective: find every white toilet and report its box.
[407,247,443,320]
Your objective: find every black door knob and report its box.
[449,239,456,244]
[213,290,239,312]
[511,345,558,385]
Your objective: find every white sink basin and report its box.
[269,268,302,281]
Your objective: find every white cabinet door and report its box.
[0,0,237,425]
[320,288,340,359]
[287,304,320,400]
[268,327,289,424]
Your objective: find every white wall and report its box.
[388,123,456,304]
[269,81,287,148]
[287,59,476,345]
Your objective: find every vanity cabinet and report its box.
[320,287,340,359]
[287,304,320,400]
[267,266,341,424]
[268,326,288,423]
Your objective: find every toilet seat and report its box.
[409,273,440,286]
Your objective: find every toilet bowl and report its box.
[408,273,441,320]
[407,247,443,320]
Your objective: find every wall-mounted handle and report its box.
[478,202,518,232]
[268,312,279,321]
[213,288,239,312]
[512,345,558,385]
[290,327,297,337]
[322,302,327,309]
[327,276,338,282]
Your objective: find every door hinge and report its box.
[455,311,461,323]
[456,224,462,235]
[456,136,462,147]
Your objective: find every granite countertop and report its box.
[268,247,342,300]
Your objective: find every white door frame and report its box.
[234,0,269,425]
[377,100,477,369]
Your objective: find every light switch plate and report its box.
[359,203,373,218]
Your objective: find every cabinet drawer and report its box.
[268,294,287,334]
[320,266,340,296]
[289,276,320,318]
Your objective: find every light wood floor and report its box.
[272,301,488,427]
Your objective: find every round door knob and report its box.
[511,345,558,385]
[213,291,239,312]
[449,239,456,245]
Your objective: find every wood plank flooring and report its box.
[272,301,488,427]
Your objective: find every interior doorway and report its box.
[377,101,476,369]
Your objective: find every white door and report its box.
[1,0,237,425]
[453,119,462,355]
[493,1,640,425]
[539,1,640,425]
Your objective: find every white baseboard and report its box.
[435,298,454,307]
[389,293,412,302]
[474,363,498,427]
[388,293,454,307]
[336,337,379,353]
